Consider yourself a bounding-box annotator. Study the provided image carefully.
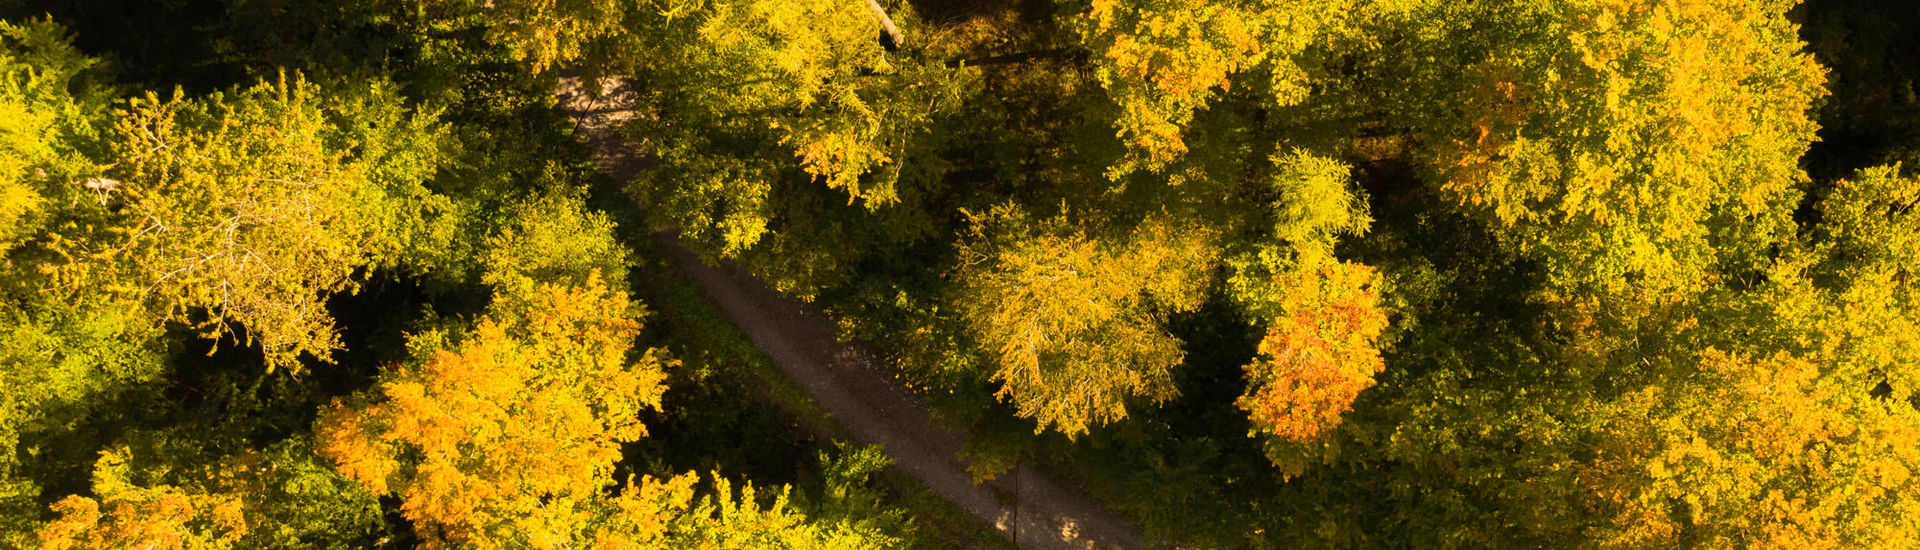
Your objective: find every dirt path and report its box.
[556,79,1153,550]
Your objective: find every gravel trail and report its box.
[556,78,1153,550]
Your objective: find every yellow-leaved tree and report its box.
[42,73,447,371]
[956,207,1216,436]
[1397,0,1825,297]
[1065,0,1366,174]
[316,226,897,549]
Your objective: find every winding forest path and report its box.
[555,78,1153,550]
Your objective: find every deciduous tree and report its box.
[956,208,1215,435]
[1395,0,1825,297]
[317,272,667,547]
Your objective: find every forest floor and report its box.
[555,78,1157,550]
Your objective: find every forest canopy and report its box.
[3,0,1920,548]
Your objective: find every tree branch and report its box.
[865,0,905,51]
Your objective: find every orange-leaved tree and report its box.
[316,272,669,548]
[37,486,246,550]
[1225,150,1389,463]
[1236,262,1388,446]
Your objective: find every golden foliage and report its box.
[1236,262,1387,442]
[1818,165,1920,294]
[1072,0,1356,173]
[1417,0,1826,294]
[1434,60,1534,218]
[589,473,896,549]
[615,0,972,263]
[316,273,670,548]
[1566,248,1920,548]
[436,0,629,72]
[585,474,697,549]
[958,211,1215,436]
[1580,348,1920,549]
[37,487,246,550]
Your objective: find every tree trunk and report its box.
[865,0,904,51]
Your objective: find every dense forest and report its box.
[2,0,1918,547]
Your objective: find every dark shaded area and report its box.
[2,0,432,94]
[597,197,829,494]
[906,0,1052,26]
[622,340,828,489]
[3,0,238,92]
[319,272,492,397]
[1797,0,1920,182]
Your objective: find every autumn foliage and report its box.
[1069,0,1355,173]
[2,10,904,549]
[316,273,668,548]
[37,488,247,550]
[1415,0,1826,295]
[1237,262,1388,442]
[958,211,1215,436]
[10,0,1920,547]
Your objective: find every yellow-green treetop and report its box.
[616,0,970,257]
[430,0,629,72]
[0,18,100,258]
[1813,164,1920,299]
[588,473,897,550]
[956,208,1215,436]
[455,0,970,258]
[1066,0,1362,174]
[39,74,446,371]
[35,437,383,550]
